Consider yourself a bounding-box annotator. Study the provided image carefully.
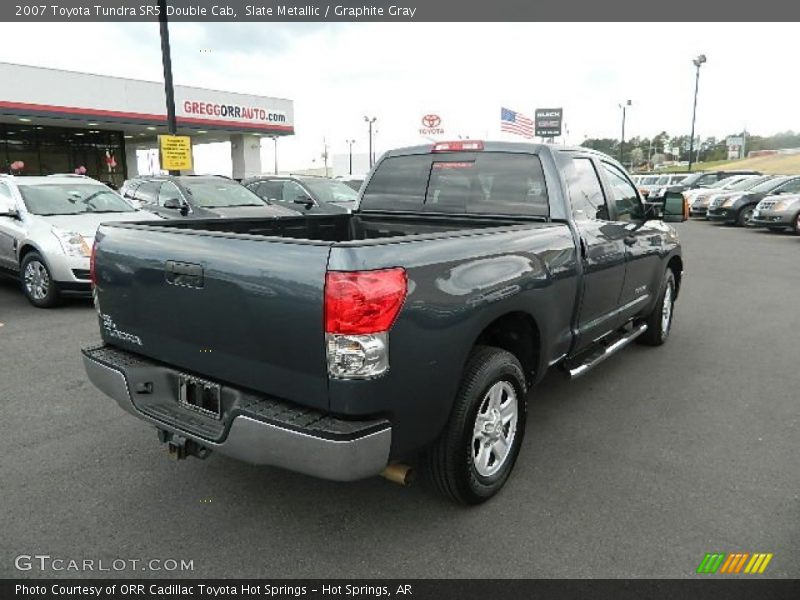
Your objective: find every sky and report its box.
[0,21,797,173]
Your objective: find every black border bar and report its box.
[3,579,800,600]
[4,1,800,21]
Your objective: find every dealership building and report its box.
[0,62,295,186]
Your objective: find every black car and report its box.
[650,169,762,202]
[242,175,359,214]
[120,175,299,219]
[706,175,800,226]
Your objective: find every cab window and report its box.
[570,158,609,221]
[601,163,643,221]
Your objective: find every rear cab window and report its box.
[361,152,549,217]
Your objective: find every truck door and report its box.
[568,157,629,351]
[598,161,664,320]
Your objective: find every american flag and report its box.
[500,107,534,138]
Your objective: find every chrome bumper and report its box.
[82,350,392,482]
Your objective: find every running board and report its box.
[566,323,648,379]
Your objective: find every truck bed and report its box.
[127,213,530,243]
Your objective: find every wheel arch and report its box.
[666,254,683,299]
[471,311,542,387]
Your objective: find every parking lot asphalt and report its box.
[1,220,798,579]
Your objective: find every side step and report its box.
[565,323,648,379]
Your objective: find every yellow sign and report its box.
[158,135,193,171]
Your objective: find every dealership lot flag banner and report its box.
[534,108,563,138]
[500,107,534,138]
[158,135,193,171]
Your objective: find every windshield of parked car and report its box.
[301,179,359,204]
[749,177,789,194]
[180,179,267,208]
[728,176,774,191]
[18,183,136,215]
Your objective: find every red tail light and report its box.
[325,268,407,335]
[89,241,97,286]
[432,140,484,153]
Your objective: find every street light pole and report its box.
[619,100,631,164]
[346,139,356,175]
[271,136,278,174]
[157,0,179,175]
[688,54,707,173]
[364,116,377,168]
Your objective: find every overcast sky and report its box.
[0,22,796,172]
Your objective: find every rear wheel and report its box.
[422,346,527,504]
[737,206,755,227]
[794,212,800,235]
[21,252,60,308]
[637,269,676,346]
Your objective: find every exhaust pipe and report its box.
[380,463,413,486]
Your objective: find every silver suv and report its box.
[0,174,160,307]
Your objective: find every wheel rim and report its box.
[472,381,518,478]
[795,213,800,233]
[24,260,49,300]
[742,208,754,225]
[661,281,674,337]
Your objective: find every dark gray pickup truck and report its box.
[82,141,686,504]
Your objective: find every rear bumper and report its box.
[81,344,391,481]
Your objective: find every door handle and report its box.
[623,236,638,246]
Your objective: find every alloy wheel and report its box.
[472,381,518,478]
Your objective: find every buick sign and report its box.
[535,108,563,137]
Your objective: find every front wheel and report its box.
[637,269,676,346]
[422,346,527,505]
[21,252,60,308]
[737,206,755,227]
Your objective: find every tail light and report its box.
[324,268,407,378]
[432,140,484,153]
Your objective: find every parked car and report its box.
[337,176,365,192]
[688,174,763,217]
[120,175,299,219]
[655,169,762,203]
[242,175,359,214]
[82,141,686,504]
[0,174,160,307]
[751,193,800,233]
[707,175,800,226]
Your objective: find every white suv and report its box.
[0,174,160,307]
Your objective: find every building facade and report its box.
[0,62,295,185]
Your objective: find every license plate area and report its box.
[178,375,221,420]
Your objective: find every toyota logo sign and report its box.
[419,114,444,136]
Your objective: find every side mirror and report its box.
[643,201,663,220]
[0,206,19,219]
[163,197,182,209]
[293,196,314,209]
[663,192,688,223]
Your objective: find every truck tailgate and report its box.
[93,224,331,410]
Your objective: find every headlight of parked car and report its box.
[774,198,798,212]
[51,227,91,257]
[721,195,742,208]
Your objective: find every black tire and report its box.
[422,346,527,505]
[737,206,755,227]
[20,252,60,308]
[794,212,800,235]
[637,269,676,347]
